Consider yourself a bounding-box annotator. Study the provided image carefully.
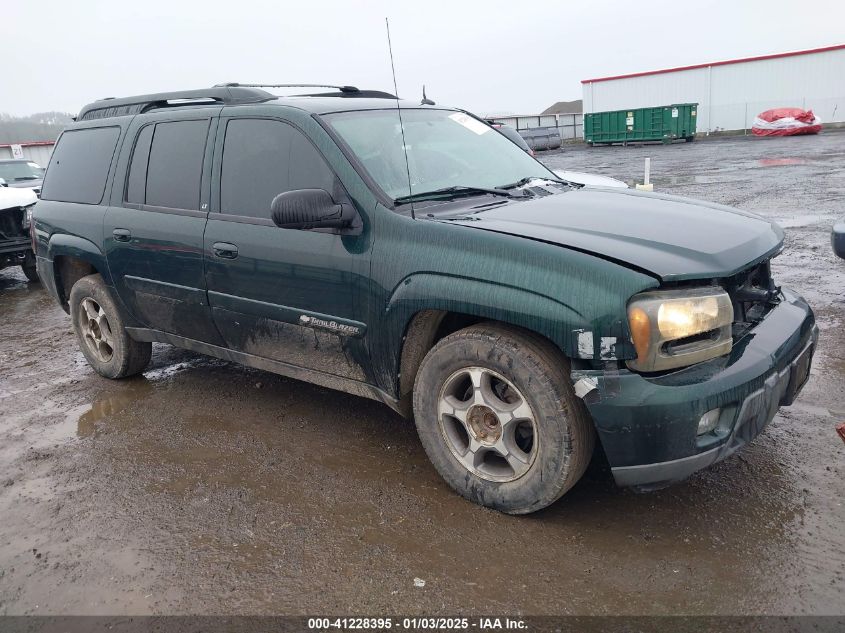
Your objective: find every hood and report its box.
[443,188,783,281]
[0,186,38,211]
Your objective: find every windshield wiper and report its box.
[395,185,527,205]
[499,176,578,189]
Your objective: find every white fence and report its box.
[488,113,583,141]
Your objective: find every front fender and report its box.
[365,206,661,400]
[387,272,588,352]
[369,270,648,400]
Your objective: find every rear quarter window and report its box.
[41,127,120,204]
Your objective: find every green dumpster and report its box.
[584,103,697,145]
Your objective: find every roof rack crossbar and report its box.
[77,86,275,121]
[217,82,360,93]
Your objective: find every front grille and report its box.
[0,207,26,240]
[723,260,781,339]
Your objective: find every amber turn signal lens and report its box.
[628,306,651,363]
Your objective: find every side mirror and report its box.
[271,189,354,230]
[833,220,845,260]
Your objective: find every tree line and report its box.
[0,112,74,144]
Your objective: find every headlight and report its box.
[627,287,733,372]
[21,203,35,230]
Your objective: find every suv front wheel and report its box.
[21,253,39,282]
[413,324,594,514]
[69,274,151,379]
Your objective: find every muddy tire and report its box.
[21,262,39,283]
[69,274,151,379]
[412,323,594,514]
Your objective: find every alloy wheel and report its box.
[437,367,538,482]
[78,297,115,363]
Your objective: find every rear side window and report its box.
[220,119,335,219]
[142,120,208,210]
[41,127,120,204]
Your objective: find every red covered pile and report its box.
[752,108,822,136]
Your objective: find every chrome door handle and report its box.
[113,228,131,242]
[212,242,238,259]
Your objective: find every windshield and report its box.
[0,161,44,182]
[324,109,556,201]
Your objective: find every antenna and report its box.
[421,85,435,106]
[385,17,415,219]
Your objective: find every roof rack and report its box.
[77,86,275,121]
[216,83,360,92]
[77,83,398,121]
[215,83,397,99]
[301,89,398,99]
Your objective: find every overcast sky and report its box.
[5,0,845,117]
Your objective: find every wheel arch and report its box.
[386,273,598,415]
[48,234,111,312]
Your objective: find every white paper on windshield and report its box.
[448,112,490,135]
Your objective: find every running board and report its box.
[125,327,402,414]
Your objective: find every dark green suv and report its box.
[33,85,818,514]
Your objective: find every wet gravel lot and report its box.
[1,132,843,616]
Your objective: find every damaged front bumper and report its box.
[0,236,32,270]
[575,288,818,488]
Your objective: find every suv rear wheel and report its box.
[69,274,151,379]
[413,323,594,514]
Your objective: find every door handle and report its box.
[212,242,238,259]
[113,228,131,242]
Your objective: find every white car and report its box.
[487,123,629,189]
[0,159,45,197]
[0,184,38,207]
[553,169,628,189]
[0,185,39,281]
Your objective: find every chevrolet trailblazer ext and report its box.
[33,85,817,514]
